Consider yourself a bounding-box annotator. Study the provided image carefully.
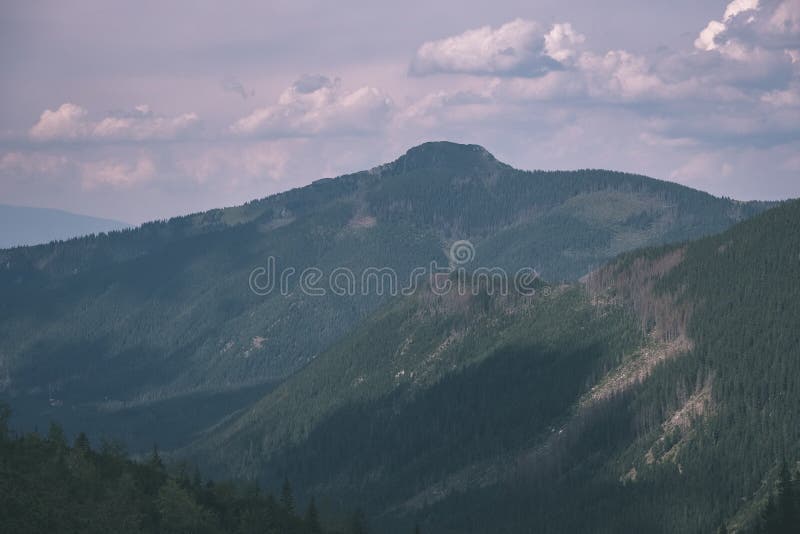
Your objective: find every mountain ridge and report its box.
[188,198,800,533]
[0,141,778,457]
[0,203,130,249]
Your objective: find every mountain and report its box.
[0,142,774,454]
[190,198,800,533]
[0,204,129,249]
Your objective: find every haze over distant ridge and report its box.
[0,204,129,248]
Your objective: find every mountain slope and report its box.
[0,142,773,452]
[191,199,800,533]
[0,204,129,248]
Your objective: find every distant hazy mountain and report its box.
[0,204,129,249]
[0,142,774,454]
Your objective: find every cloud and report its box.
[694,0,760,52]
[693,0,800,57]
[29,103,200,142]
[292,74,333,94]
[668,151,736,192]
[0,151,69,175]
[769,0,800,34]
[175,141,295,185]
[221,77,254,99]
[29,103,89,141]
[230,76,392,137]
[762,83,800,105]
[7,4,800,222]
[80,154,156,189]
[394,89,496,129]
[544,23,586,63]
[409,19,577,77]
[399,4,800,160]
[724,0,761,21]
[577,50,668,100]
[695,20,728,51]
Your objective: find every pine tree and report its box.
[46,421,67,449]
[306,497,322,534]
[762,496,781,533]
[776,460,796,533]
[147,443,164,471]
[351,508,368,534]
[74,431,91,454]
[280,477,295,516]
[191,465,202,491]
[0,402,9,440]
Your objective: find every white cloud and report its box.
[693,0,800,58]
[8,5,800,221]
[761,84,800,105]
[409,18,566,77]
[544,23,585,63]
[669,152,734,184]
[724,0,760,22]
[80,155,156,189]
[29,103,200,142]
[693,0,760,52]
[578,50,666,100]
[768,0,800,34]
[29,103,89,141]
[0,151,69,175]
[395,90,500,132]
[230,76,392,137]
[377,6,800,203]
[491,73,557,101]
[175,141,295,185]
[695,20,728,51]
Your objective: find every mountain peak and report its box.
[382,141,499,174]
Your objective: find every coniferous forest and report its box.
[4,0,800,528]
[1,145,799,533]
[0,403,381,534]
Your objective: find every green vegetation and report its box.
[191,199,800,533]
[0,142,772,455]
[401,199,800,533]
[0,403,375,534]
[191,283,643,481]
[1,142,793,533]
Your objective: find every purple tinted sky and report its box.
[1,0,798,223]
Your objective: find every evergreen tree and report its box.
[148,443,164,471]
[776,461,797,533]
[0,402,9,440]
[99,437,127,459]
[73,431,91,454]
[762,496,781,533]
[0,412,352,534]
[280,477,295,516]
[306,497,322,534]
[46,421,67,449]
[351,508,368,534]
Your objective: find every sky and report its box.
[1,0,798,224]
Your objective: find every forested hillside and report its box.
[190,199,800,533]
[0,403,378,534]
[0,142,771,453]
